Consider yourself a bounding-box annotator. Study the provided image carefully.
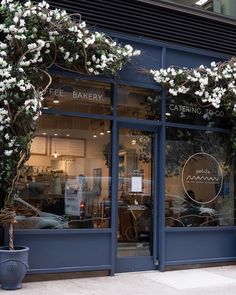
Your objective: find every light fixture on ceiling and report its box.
[195,0,208,5]
[52,138,59,158]
[99,122,105,135]
[53,99,60,104]
[42,99,50,109]
[93,130,97,138]
[52,151,59,158]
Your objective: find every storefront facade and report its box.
[6,27,235,275]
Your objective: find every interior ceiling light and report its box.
[100,131,104,136]
[52,151,59,159]
[53,99,60,103]
[52,141,59,158]
[106,130,111,134]
[93,129,97,138]
[195,0,208,5]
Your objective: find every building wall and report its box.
[13,27,236,274]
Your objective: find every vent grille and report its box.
[45,0,236,55]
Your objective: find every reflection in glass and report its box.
[117,86,161,120]
[165,128,234,227]
[166,94,230,128]
[16,115,111,229]
[161,0,236,19]
[42,75,112,115]
[117,128,153,257]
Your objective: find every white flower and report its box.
[195,90,203,97]
[13,16,19,23]
[199,77,208,85]
[169,88,178,96]
[24,1,31,8]
[133,50,141,56]
[79,21,86,29]
[4,150,13,156]
[0,42,7,49]
[19,19,25,27]
[28,43,37,50]
[124,44,133,51]
[37,39,45,47]
[64,52,70,60]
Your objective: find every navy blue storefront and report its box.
[11,30,236,275]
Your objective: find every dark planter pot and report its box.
[0,246,29,290]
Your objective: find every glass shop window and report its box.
[41,75,112,115]
[117,85,161,120]
[15,115,112,229]
[166,94,230,128]
[161,1,236,20]
[165,128,235,227]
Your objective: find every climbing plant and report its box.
[0,0,140,249]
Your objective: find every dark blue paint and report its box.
[158,126,166,272]
[28,265,111,275]
[110,88,118,275]
[116,256,156,273]
[14,231,111,271]
[166,48,227,68]
[42,109,114,121]
[116,41,162,85]
[165,229,236,264]
[152,130,159,266]
[158,67,167,271]
[105,30,229,60]
[166,122,231,133]
[117,116,162,127]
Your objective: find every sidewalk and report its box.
[2,266,236,295]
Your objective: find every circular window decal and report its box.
[181,152,223,204]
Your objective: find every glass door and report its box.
[116,127,155,270]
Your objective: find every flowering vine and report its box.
[0,0,140,248]
[150,57,236,150]
[150,58,236,110]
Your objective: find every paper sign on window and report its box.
[131,176,143,193]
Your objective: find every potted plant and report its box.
[0,0,140,289]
